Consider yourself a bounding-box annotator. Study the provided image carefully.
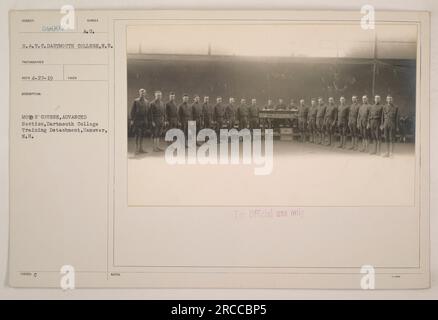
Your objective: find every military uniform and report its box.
[249,104,260,130]
[324,103,338,145]
[337,104,349,133]
[238,103,250,130]
[357,103,370,140]
[307,104,318,142]
[368,103,383,138]
[131,97,149,136]
[178,101,193,138]
[225,103,237,130]
[382,102,399,156]
[382,103,399,143]
[316,103,326,144]
[149,99,165,138]
[297,104,309,142]
[348,101,360,149]
[324,104,337,133]
[192,101,203,133]
[348,102,360,138]
[165,100,178,130]
[316,104,326,132]
[202,101,214,129]
[214,102,226,133]
[336,103,349,148]
[298,104,309,130]
[368,102,383,154]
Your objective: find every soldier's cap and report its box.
[139,88,146,93]
[169,92,175,95]
[311,98,316,102]
[387,95,393,98]
[154,90,162,95]
[194,95,200,98]
[183,94,189,97]
[352,95,358,99]
[362,95,368,98]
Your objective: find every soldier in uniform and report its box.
[297,99,308,143]
[202,96,213,130]
[191,95,203,135]
[337,96,349,148]
[249,98,260,133]
[368,95,384,155]
[307,98,318,143]
[323,97,338,146]
[348,95,360,150]
[225,97,237,130]
[178,94,193,146]
[381,95,399,157]
[149,90,165,152]
[357,95,371,152]
[238,98,250,130]
[214,97,226,136]
[130,88,149,154]
[316,97,326,144]
[165,92,178,132]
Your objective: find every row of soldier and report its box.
[130,89,399,157]
[297,94,399,157]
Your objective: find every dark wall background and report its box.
[127,55,416,119]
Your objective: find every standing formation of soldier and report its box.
[295,94,399,157]
[130,89,399,157]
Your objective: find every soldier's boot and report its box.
[370,141,377,155]
[361,139,367,152]
[377,141,381,155]
[383,142,390,157]
[337,136,343,148]
[156,139,164,151]
[138,139,147,153]
[153,138,160,152]
[327,134,332,146]
[348,137,354,150]
[389,142,394,157]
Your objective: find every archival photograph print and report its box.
[126,22,417,207]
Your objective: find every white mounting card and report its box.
[8,10,430,288]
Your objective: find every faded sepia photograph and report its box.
[126,22,417,207]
